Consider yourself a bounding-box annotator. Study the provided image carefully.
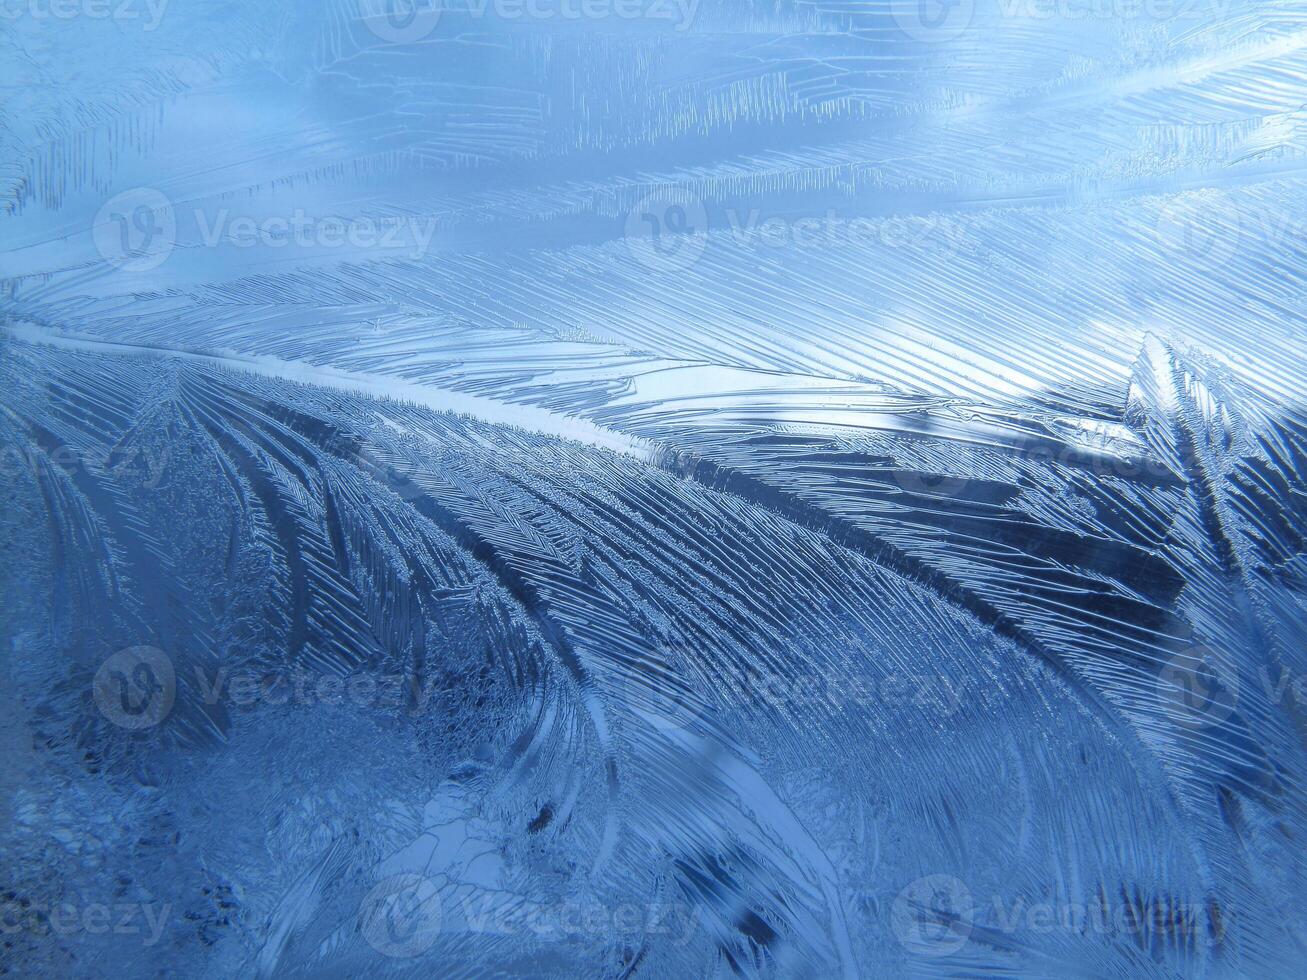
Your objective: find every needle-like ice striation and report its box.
[1,1,1306,976]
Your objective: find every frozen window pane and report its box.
[2,1,1305,976]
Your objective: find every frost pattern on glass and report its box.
[2,1,1306,976]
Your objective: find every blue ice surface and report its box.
[1,0,1306,976]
